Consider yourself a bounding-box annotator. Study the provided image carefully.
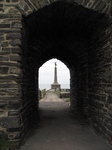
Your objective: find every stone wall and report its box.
[0,1,22,147]
[60,92,70,98]
[0,0,112,148]
[88,18,112,141]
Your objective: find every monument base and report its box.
[51,83,61,91]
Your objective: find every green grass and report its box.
[65,98,70,102]
[41,89,46,98]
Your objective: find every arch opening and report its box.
[39,58,70,105]
[39,58,70,91]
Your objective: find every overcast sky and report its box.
[39,58,70,85]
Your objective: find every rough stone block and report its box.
[11,22,22,28]
[0,14,21,20]
[83,0,90,6]
[0,74,19,80]
[17,2,30,16]
[110,104,112,110]
[24,4,30,12]
[1,41,9,47]
[105,87,112,94]
[0,4,3,7]
[8,111,19,116]
[10,54,21,61]
[6,33,21,40]
[11,39,21,46]
[11,47,22,54]
[10,67,21,74]
[0,88,20,96]
[0,117,20,128]
[0,84,18,89]
[0,108,5,114]
[0,84,10,88]
[0,36,4,42]
[102,70,112,82]
[0,56,9,61]
[0,24,10,28]
[0,96,19,101]
[9,100,21,106]
[8,100,21,109]
[2,48,10,52]
[0,103,6,108]
[0,61,20,67]
[0,51,10,55]
[9,7,19,14]
[107,94,112,103]
[0,67,9,74]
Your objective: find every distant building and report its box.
[51,62,61,90]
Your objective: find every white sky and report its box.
[39,58,70,85]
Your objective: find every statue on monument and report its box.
[55,62,57,67]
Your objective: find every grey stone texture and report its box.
[0,0,112,149]
[0,117,20,128]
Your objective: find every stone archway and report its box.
[16,0,112,16]
[0,0,112,147]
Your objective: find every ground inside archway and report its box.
[20,93,112,150]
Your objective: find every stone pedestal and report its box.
[51,83,61,90]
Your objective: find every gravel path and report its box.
[20,93,112,150]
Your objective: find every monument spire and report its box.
[54,62,58,83]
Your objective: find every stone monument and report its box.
[51,62,61,90]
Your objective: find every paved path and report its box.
[20,93,112,150]
[40,92,63,102]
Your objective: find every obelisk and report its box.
[54,62,58,83]
[51,62,61,90]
